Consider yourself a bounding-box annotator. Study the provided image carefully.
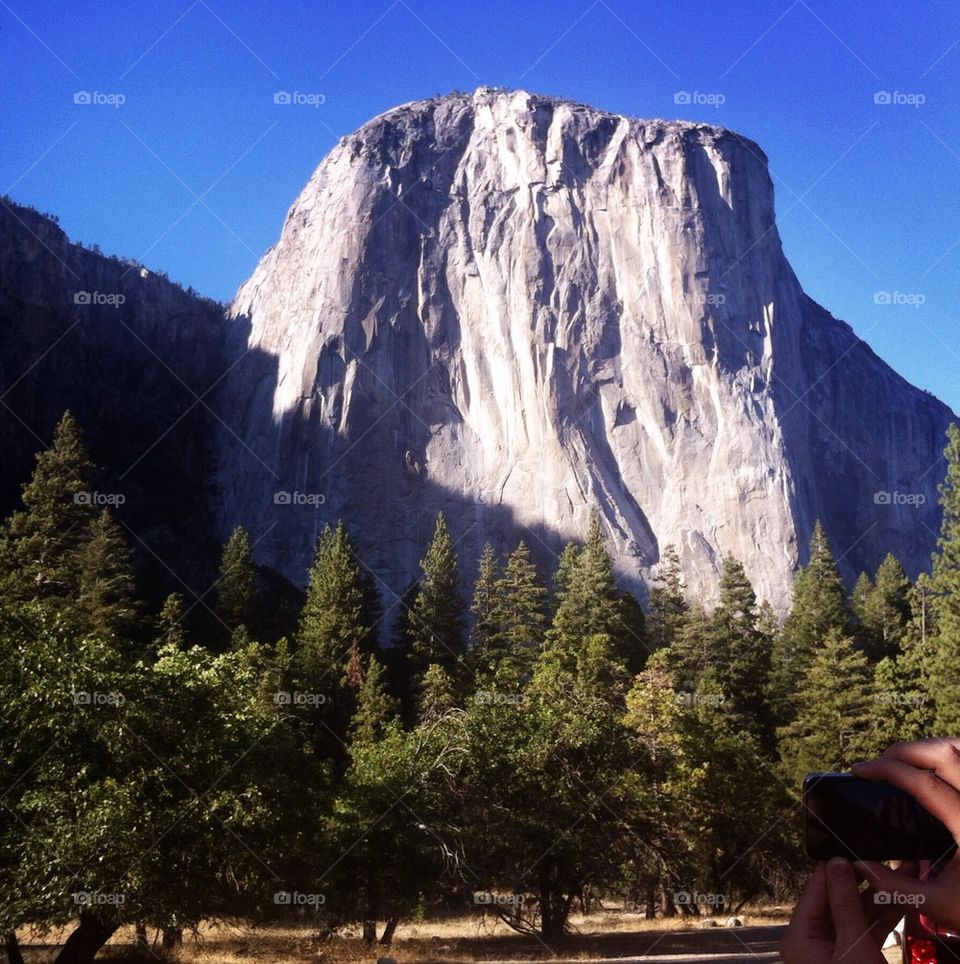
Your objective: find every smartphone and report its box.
[803,772,956,861]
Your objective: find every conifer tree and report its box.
[927,424,960,733]
[407,514,465,684]
[470,542,500,668]
[157,593,187,649]
[482,541,547,685]
[217,526,255,637]
[777,629,875,791]
[770,521,849,720]
[73,509,138,638]
[860,553,911,663]
[350,656,399,744]
[298,522,367,688]
[646,544,688,651]
[0,411,97,604]
[708,554,773,748]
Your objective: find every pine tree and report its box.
[482,541,547,685]
[777,629,876,791]
[770,521,849,721]
[927,424,960,733]
[350,656,399,743]
[708,555,773,748]
[217,526,255,637]
[647,544,688,651]
[470,542,500,667]
[157,593,187,649]
[860,554,912,663]
[407,514,465,684]
[666,601,711,694]
[73,509,138,638]
[297,522,368,689]
[0,411,98,604]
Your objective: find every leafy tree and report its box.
[927,425,960,732]
[216,526,254,637]
[777,629,876,791]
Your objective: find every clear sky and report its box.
[2,0,959,410]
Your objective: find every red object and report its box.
[907,935,939,963]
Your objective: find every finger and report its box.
[878,739,960,797]
[826,858,875,956]
[860,861,920,943]
[854,860,947,927]
[787,863,832,940]
[852,756,960,840]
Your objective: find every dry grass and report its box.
[14,906,792,964]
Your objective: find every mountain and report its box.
[0,198,228,594]
[212,87,955,612]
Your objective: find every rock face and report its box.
[0,199,228,590]
[215,87,955,611]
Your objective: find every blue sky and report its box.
[2,0,959,410]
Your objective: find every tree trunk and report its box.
[5,932,26,964]
[379,917,399,945]
[362,920,377,944]
[135,923,148,950]
[53,914,118,964]
[161,928,182,949]
[643,885,656,919]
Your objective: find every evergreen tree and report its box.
[770,521,849,721]
[297,522,368,693]
[860,553,911,663]
[350,656,398,743]
[708,555,774,748]
[666,602,711,694]
[407,514,466,684]
[469,542,500,668]
[480,541,547,685]
[777,629,875,791]
[646,544,688,651]
[157,593,187,649]
[73,509,138,639]
[217,526,255,637]
[0,411,97,604]
[927,424,960,733]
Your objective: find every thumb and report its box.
[825,858,873,957]
[855,860,937,916]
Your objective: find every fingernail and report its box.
[851,760,870,771]
[828,858,850,880]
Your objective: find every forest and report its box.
[2,412,959,964]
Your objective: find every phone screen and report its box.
[803,772,956,861]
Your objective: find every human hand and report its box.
[780,858,909,963]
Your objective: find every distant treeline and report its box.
[1,411,959,964]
